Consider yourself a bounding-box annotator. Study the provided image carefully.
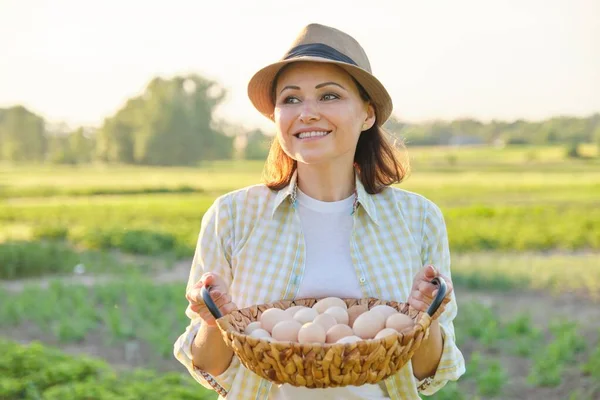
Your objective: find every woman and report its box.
[174,23,465,399]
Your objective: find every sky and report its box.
[1,0,599,131]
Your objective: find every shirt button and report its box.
[359,277,366,284]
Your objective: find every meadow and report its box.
[1,144,599,399]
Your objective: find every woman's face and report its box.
[273,62,375,167]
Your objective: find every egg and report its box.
[313,313,337,332]
[313,297,347,314]
[326,324,354,343]
[250,328,271,339]
[374,328,399,340]
[324,306,349,325]
[336,335,363,344]
[271,320,302,342]
[260,308,292,333]
[353,310,385,339]
[347,304,368,327]
[285,305,307,318]
[370,305,398,319]
[297,322,326,344]
[386,313,415,333]
[244,321,262,335]
[293,308,319,324]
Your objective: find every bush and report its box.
[0,240,79,279]
[0,339,216,400]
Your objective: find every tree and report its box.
[95,74,233,165]
[244,130,272,160]
[0,106,46,162]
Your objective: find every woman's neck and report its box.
[295,162,356,202]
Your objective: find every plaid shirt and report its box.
[173,171,465,399]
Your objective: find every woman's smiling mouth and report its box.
[294,130,331,140]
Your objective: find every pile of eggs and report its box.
[244,297,415,345]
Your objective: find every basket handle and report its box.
[200,285,223,319]
[202,278,446,320]
[426,277,447,317]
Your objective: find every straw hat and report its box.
[247,23,393,126]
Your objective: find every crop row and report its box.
[1,280,599,398]
[2,196,598,253]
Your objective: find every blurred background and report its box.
[1,1,599,399]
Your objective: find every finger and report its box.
[411,289,433,304]
[412,265,437,289]
[186,288,200,303]
[198,312,217,326]
[430,304,447,319]
[196,300,237,321]
[418,281,438,299]
[437,274,454,293]
[221,302,238,315]
[431,276,454,299]
[193,273,213,289]
[424,265,437,279]
[190,303,203,314]
[213,295,233,310]
[187,288,207,304]
[408,297,429,312]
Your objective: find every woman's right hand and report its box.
[186,272,238,327]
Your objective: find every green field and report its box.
[1,144,599,399]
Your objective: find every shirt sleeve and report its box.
[172,195,240,396]
[415,200,466,395]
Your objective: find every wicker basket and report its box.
[201,278,446,388]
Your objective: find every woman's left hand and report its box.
[407,265,453,317]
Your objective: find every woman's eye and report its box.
[322,93,340,101]
[283,96,300,104]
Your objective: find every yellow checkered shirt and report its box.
[173,172,466,399]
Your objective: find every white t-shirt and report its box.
[269,189,390,400]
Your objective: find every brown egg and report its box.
[371,305,398,319]
[260,308,292,333]
[313,297,347,314]
[386,313,415,333]
[249,328,271,339]
[336,335,363,344]
[271,320,302,342]
[244,321,262,335]
[324,306,349,325]
[347,304,368,327]
[285,305,307,318]
[313,313,337,332]
[326,324,354,343]
[293,308,319,324]
[374,328,399,340]
[353,310,385,339]
[297,322,326,344]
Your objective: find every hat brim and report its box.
[247,56,393,126]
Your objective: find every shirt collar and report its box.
[271,169,380,226]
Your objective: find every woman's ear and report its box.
[362,103,376,131]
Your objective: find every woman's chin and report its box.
[295,154,331,166]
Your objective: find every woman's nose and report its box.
[299,101,320,123]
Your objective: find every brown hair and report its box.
[262,67,410,194]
